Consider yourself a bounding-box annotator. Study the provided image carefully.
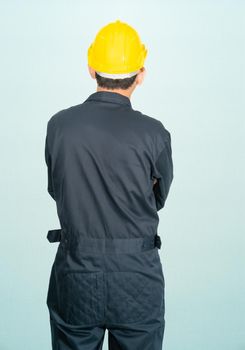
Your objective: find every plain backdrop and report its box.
[0,1,244,349]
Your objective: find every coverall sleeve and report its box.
[44,127,56,201]
[152,131,174,211]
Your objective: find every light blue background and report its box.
[0,1,244,349]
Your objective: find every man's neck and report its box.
[96,86,133,99]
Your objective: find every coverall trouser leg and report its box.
[46,229,165,350]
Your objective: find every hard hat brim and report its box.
[95,70,140,79]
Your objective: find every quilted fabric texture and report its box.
[47,241,165,328]
[59,271,104,325]
[107,270,164,324]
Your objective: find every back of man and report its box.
[45,19,174,350]
[46,91,172,238]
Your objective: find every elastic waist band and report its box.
[46,228,162,253]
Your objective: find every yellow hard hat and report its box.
[87,19,147,79]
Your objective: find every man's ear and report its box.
[135,67,146,86]
[88,65,96,79]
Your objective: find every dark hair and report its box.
[95,72,137,90]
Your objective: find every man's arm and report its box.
[152,131,174,211]
[44,129,56,201]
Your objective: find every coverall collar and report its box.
[85,91,132,108]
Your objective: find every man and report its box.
[45,19,174,350]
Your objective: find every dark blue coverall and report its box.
[45,91,174,350]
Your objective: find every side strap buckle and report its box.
[155,234,162,249]
[47,229,62,243]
